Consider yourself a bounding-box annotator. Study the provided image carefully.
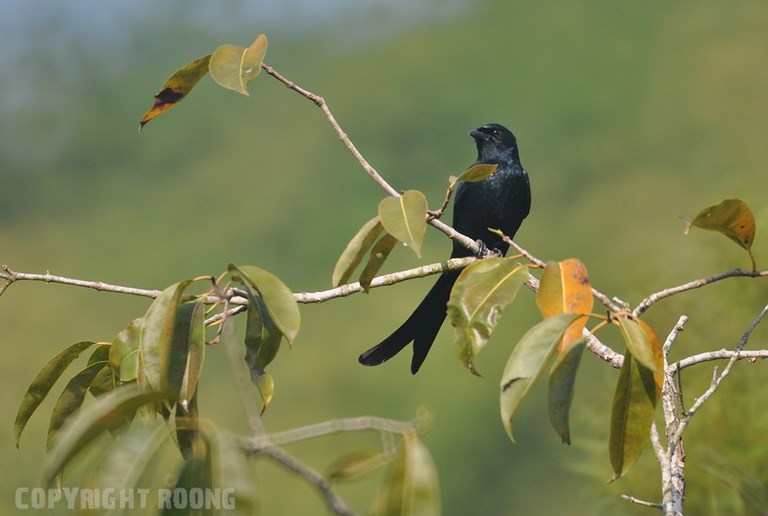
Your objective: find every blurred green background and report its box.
[2,0,768,514]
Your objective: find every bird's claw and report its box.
[474,240,489,258]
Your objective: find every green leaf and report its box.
[209,34,269,96]
[500,314,579,442]
[175,394,200,460]
[168,301,205,403]
[371,433,440,516]
[378,191,429,258]
[88,423,169,508]
[548,339,586,445]
[447,258,528,374]
[332,216,385,287]
[179,305,205,406]
[88,366,116,398]
[359,234,398,292]
[43,385,167,486]
[47,344,111,450]
[244,291,282,378]
[140,54,211,128]
[139,281,193,394]
[202,426,259,515]
[14,340,96,448]
[609,353,659,480]
[327,451,393,482]
[163,436,213,516]
[228,264,300,344]
[110,318,143,383]
[536,259,594,444]
[616,316,660,373]
[457,163,498,183]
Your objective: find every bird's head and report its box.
[470,123,519,162]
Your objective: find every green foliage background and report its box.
[2,1,768,514]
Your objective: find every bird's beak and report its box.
[470,128,489,141]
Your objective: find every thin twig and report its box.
[634,268,768,317]
[257,446,356,516]
[621,494,663,509]
[261,63,482,256]
[673,349,768,370]
[246,416,414,449]
[669,304,768,448]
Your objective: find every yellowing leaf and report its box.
[378,191,428,258]
[359,234,398,292]
[687,198,757,269]
[228,264,301,344]
[447,258,528,375]
[609,353,659,480]
[332,216,385,287]
[371,432,440,516]
[457,163,498,183]
[500,314,579,442]
[209,34,269,96]
[254,372,274,415]
[537,259,594,444]
[617,316,663,375]
[139,54,211,128]
[14,341,96,448]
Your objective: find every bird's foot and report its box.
[474,240,489,258]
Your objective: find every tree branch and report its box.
[256,445,356,516]
[634,268,768,317]
[621,494,662,509]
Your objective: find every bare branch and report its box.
[247,416,414,449]
[583,328,623,368]
[261,63,482,256]
[257,446,356,516]
[670,304,768,447]
[673,349,768,370]
[634,268,768,317]
[621,494,662,509]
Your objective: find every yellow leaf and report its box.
[139,54,211,128]
[687,198,757,269]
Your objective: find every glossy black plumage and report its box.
[359,123,531,373]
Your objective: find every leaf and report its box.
[88,366,115,398]
[228,264,300,344]
[371,432,440,516]
[202,426,259,514]
[359,233,398,292]
[139,280,193,394]
[537,259,594,444]
[175,394,200,460]
[140,54,211,128]
[609,353,660,480]
[500,314,580,442]
[163,436,213,516]
[617,316,662,374]
[209,34,269,96]
[332,216,385,287]
[42,385,166,486]
[244,290,282,378]
[446,258,528,374]
[168,301,205,403]
[327,451,393,482]
[179,305,205,406]
[88,423,169,507]
[378,190,429,258]
[254,372,274,415]
[110,318,143,382]
[14,340,95,448]
[47,344,111,450]
[457,163,498,183]
[687,198,758,270]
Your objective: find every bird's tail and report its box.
[358,270,460,374]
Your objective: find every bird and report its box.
[358,123,531,374]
